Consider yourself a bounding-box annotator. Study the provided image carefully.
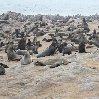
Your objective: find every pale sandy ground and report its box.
[0,21,99,99]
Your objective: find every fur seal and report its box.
[0,66,5,75]
[5,42,10,53]
[57,40,63,53]
[0,63,9,68]
[21,52,32,65]
[78,42,86,53]
[26,39,32,50]
[31,45,38,54]
[63,47,72,55]
[89,41,99,48]
[43,58,69,66]
[37,46,56,58]
[71,33,88,44]
[62,43,72,55]
[7,44,22,61]
[37,41,57,58]
[0,42,4,47]
[18,37,26,50]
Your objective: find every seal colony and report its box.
[0,12,99,74]
[0,11,99,99]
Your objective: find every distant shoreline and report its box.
[0,11,99,17]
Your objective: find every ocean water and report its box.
[0,0,99,16]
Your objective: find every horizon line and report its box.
[0,11,99,17]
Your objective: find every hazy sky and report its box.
[0,0,99,15]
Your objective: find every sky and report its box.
[0,0,99,16]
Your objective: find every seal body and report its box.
[63,46,72,55]
[21,52,31,65]
[37,46,56,58]
[7,45,21,61]
[0,66,5,75]
[79,42,86,53]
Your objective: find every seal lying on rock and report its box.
[0,65,5,75]
[33,58,70,68]
[21,52,32,65]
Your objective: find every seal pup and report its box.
[21,52,32,65]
